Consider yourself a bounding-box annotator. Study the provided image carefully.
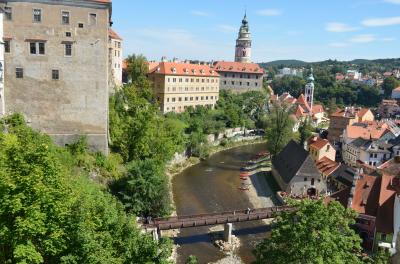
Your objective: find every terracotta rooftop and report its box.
[394,86,400,92]
[315,157,339,176]
[345,122,389,141]
[309,137,330,151]
[351,174,380,215]
[312,104,324,115]
[149,62,219,77]
[213,61,264,74]
[108,28,122,40]
[376,174,396,234]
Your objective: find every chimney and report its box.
[348,168,361,208]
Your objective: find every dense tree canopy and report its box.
[254,200,364,264]
[265,103,294,156]
[0,114,172,264]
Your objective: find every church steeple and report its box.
[235,12,252,63]
[305,68,315,113]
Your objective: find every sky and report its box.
[112,0,400,63]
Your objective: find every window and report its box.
[33,9,42,22]
[5,7,12,20]
[66,32,72,37]
[30,42,45,55]
[62,11,70,24]
[52,70,59,80]
[78,23,84,28]
[118,42,121,48]
[89,13,97,25]
[65,43,72,56]
[16,68,23,78]
[4,40,10,53]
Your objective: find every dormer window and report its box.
[171,67,176,73]
[200,69,204,75]
[192,69,196,74]
[229,66,233,70]
[184,68,189,74]
[156,67,160,72]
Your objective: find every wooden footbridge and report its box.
[140,206,294,241]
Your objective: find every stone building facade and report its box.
[148,61,220,113]
[213,61,263,93]
[2,0,111,153]
[108,28,122,88]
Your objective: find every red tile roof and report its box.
[149,62,219,77]
[297,94,311,112]
[309,137,330,151]
[315,157,339,176]
[376,174,396,234]
[312,104,324,115]
[213,61,264,74]
[109,28,122,40]
[345,122,389,141]
[351,174,380,215]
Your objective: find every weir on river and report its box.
[172,143,280,264]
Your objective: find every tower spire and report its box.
[235,13,252,63]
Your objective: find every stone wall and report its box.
[3,1,110,153]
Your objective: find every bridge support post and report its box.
[151,228,160,241]
[224,223,233,244]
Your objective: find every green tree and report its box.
[0,114,172,264]
[265,103,294,156]
[254,200,364,264]
[382,76,400,98]
[112,159,171,217]
[298,119,313,146]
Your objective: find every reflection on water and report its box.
[172,143,274,264]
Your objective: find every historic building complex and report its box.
[213,13,264,93]
[1,0,113,153]
[147,60,220,113]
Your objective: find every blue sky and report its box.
[112,0,400,62]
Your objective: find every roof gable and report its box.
[272,140,321,183]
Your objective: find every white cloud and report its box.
[217,24,236,33]
[325,22,359,32]
[350,34,376,43]
[362,16,400,26]
[191,10,209,17]
[329,42,349,48]
[383,0,400,4]
[257,9,282,16]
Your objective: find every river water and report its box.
[172,143,277,264]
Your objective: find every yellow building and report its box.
[308,137,336,162]
[148,61,220,113]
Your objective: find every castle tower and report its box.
[235,13,251,63]
[305,68,315,113]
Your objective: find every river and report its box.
[172,143,279,264]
